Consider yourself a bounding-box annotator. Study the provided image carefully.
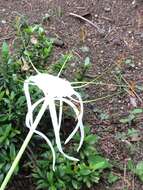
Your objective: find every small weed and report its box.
[119,108,143,124]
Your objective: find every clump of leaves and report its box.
[128,159,143,182]
[75,56,91,81]
[119,108,143,124]
[14,17,53,69]
[32,126,111,190]
[0,42,23,185]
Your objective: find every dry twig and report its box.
[69,12,104,34]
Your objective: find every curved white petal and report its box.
[63,91,84,151]
[60,97,84,151]
[25,97,56,170]
[48,99,79,161]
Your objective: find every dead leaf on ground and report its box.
[79,26,87,42]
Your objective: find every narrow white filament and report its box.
[24,73,84,170]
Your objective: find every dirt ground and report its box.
[0,0,143,189]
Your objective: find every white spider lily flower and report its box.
[24,73,84,170]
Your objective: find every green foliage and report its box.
[14,19,53,69]
[32,127,111,190]
[127,159,143,182]
[0,21,113,190]
[119,108,143,124]
[75,56,92,81]
[49,54,73,74]
[0,42,23,185]
[116,128,140,141]
[107,172,119,184]
[135,161,143,182]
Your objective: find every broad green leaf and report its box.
[85,134,98,144]
[88,155,111,170]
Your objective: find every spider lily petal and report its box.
[48,99,79,161]
[65,92,84,151]
[25,97,56,170]
[24,73,84,169]
[60,97,84,151]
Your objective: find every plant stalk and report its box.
[0,129,34,190]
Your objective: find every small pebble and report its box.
[99,29,106,37]
[1,20,6,24]
[104,7,111,12]
[128,30,132,34]
[140,33,143,38]
[95,14,98,18]
[52,38,64,47]
[80,46,90,53]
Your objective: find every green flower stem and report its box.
[0,101,48,190]
[0,129,34,190]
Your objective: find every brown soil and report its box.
[1,0,143,190]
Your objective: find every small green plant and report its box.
[116,128,140,141]
[128,159,143,182]
[0,124,20,184]
[32,127,111,190]
[0,40,24,186]
[119,108,143,124]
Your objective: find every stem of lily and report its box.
[0,129,34,190]
[0,101,47,190]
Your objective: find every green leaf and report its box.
[130,108,143,114]
[127,159,135,172]
[72,180,79,189]
[136,85,143,92]
[88,155,111,170]
[125,59,132,65]
[10,144,16,160]
[84,57,91,68]
[2,41,9,60]
[0,174,4,184]
[47,172,54,183]
[0,91,5,101]
[86,180,91,188]
[119,114,135,124]
[108,172,119,184]
[85,134,98,144]
[135,161,143,182]
[99,112,110,120]
[79,167,92,176]
[124,58,135,67]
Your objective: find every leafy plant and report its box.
[32,126,111,190]
[119,108,143,124]
[127,159,143,182]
